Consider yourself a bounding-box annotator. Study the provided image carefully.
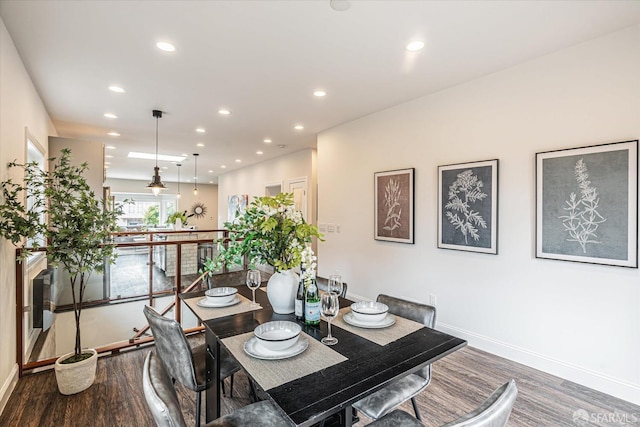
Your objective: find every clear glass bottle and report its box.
[295,268,305,321]
[304,276,320,326]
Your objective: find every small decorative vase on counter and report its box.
[174,217,182,230]
[266,269,299,314]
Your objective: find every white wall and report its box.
[0,17,56,413]
[105,178,219,230]
[217,149,316,227]
[318,26,640,404]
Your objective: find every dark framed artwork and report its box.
[536,140,638,268]
[374,168,414,244]
[438,159,498,254]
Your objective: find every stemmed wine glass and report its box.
[246,270,261,308]
[321,293,340,345]
[328,274,343,296]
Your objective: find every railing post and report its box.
[222,230,229,274]
[148,239,154,307]
[15,249,24,378]
[175,242,182,323]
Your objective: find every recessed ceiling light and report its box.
[196,128,205,133]
[197,143,205,147]
[406,40,425,51]
[278,144,286,149]
[218,109,231,115]
[181,153,188,157]
[104,166,109,169]
[104,113,118,119]
[313,90,326,97]
[127,152,186,162]
[107,131,120,137]
[294,124,304,130]
[208,170,213,173]
[221,165,227,169]
[108,85,125,93]
[263,138,272,144]
[156,41,175,52]
[162,166,168,170]
[256,151,263,155]
[104,162,111,165]
[106,145,117,150]
[209,180,214,184]
[235,159,242,163]
[105,154,114,159]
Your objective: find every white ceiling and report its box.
[2,1,640,184]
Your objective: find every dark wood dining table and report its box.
[181,285,466,427]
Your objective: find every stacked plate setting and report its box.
[244,321,309,359]
[344,301,395,328]
[198,287,240,308]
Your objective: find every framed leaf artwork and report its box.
[438,159,498,254]
[536,140,638,267]
[374,168,414,244]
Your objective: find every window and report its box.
[113,193,178,230]
[26,132,46,252]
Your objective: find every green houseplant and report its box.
[205,192,322,313]
[0,148,122,394]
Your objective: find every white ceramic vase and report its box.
[266,269,299,314]
[174,217,182,230]
[54,348,98,395]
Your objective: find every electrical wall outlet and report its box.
[429,294,437,306]
[327,223,336,233]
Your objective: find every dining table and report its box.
[180,283,467,427]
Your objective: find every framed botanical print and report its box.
[438,159,498,254]
[374,168,414,244]
[536,140,638,267]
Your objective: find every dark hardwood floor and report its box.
[1,335,637,426]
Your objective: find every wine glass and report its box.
[246,269,261,308]
[321,293,340,345]
[328,274,343,296]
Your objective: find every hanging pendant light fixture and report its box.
[147,109,166,196]
[193,153,199,196]
[176,163,182,199]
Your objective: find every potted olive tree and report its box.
[0,148,122,394]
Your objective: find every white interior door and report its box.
[288,178,307,220]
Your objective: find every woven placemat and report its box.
[222,331,348,390]
[330,307,424,346]
[183,294,261,321]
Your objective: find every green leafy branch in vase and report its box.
[445,170,487,244]
[559,158,606,253]
[203,193,322,274]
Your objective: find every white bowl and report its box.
[204,287,238,304]
[254,321,302,352]
[351,301,388,323]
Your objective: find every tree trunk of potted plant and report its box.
[0,148,123,394]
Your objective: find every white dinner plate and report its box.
[243,336,309,360]
[343,312,396,329]
[197,296,241,308]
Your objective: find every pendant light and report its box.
[147,109,166,196]
[176,163,182,199]
[193,153,199,196]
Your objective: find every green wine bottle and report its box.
[304,277,320,326]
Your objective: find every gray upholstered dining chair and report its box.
[143,306,241,427]
[315,276,348,298]
[143,351,290,427]
[352,294,436,422]
[365,380,518,427]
